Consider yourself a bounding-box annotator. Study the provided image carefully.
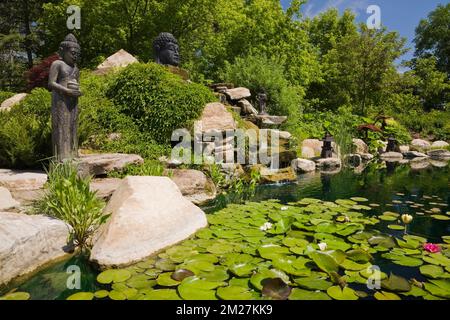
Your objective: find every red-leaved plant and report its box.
[26,54,60,91]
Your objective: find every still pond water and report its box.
[3,162,449,300]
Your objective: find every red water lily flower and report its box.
[423,243,441,253]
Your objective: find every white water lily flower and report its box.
[344,216,351,222]
[318,242,327,251]
[259,222,273,231]
[281,206,288,211]
[401,214,413,224]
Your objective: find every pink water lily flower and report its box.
[423,243,441,253]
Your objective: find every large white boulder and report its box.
[76,153,143,177]
[411,139,431,150]
[224,87,251,101]
[0,93,28,112]
[195,102,237,134]
[291,158,316,173]
[431,141,449,148]
[352,138,368,154]
[169,169,217,205]
[0,169,47,191]
[0,212,70,285]
[94,49,138,75]
[90,176,207,268]
[0,187,19,211]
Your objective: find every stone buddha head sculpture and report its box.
[153,32,180,67]
[58,33,80,67]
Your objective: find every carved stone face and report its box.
[63,46,80,66]
[159,42,180,67]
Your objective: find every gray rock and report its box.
[94,49,138,75]
[301,146,316,159]
[380,152,403,160]
[431,141,449,148]
[429,160,448,168]
[315,158,342,170]
[225,87,251,101]
[427,149,450,160]
[410,159,430,170]
[90,178,122,200]
[0,169,47,191]
[169,169,216,205]
[76,153,144,177]
[0,187,19,211]
[360,153,374,161]
[403,151,428,159]
[89,176,207,268]
[399,145,410,153]
[352,138,368,154]
[0,93,27,112]
[291,158,316,173]
[0,212,70,285]
[411,139,431,150]
[195,102,237,134]
[237,99,258,116]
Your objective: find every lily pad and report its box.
[143,289,181,300]
[309,251,339,274]
[94,290,109,299]
[431,215,450,221]
[109,290,127,300]
[294,276,333,290]
[381,273,411,292]
[0,292,31,300]
[171,269,195,282]
[420,265,446,279]
[288,288,331,300]
[66,292,94,300]
[387,224,405,231]
[374,291,401,300]
[261,278,292,300]
[216,286,254,300]
[326,286,358,300]
[97,269,131,284]
[350,197,369,202]
[157,272,180,287]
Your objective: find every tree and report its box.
[414,4,450,77]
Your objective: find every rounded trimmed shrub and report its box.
[106,63,216,144]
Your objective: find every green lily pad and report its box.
[288,288,331,300]
[97,269,131,284]
[94,290,109,299]
[66,292,94,300]
[400,285,428,297]
[326,286,359,300]
[422,254,450,267]
[374,291,401,300]
[250,269,287,291]
[257,244,290,260]
[156,272,180,287]
[109,290,127,300]
[216,286,254,300]
[379,215,398,221]
[0,292,31,300]
[143,289,181,300]
[431,215,450,221]
[229,262,256,277]
[294,276,333,290]
[359,268,387,280]
[346,249,373,263]
[381,273,411,292]
[420,265,446,279]
[350,197,369,202]
[309,251,339,274]
[198,267,229,282]
[155,259,177,271]
[423,281,450,299]
[340,260,371,271]
[387,224,405,230]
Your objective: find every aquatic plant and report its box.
[33,161,109,250]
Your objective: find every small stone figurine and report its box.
[257,91,268,115]
[153,32,180,67]
[48,33,82,161]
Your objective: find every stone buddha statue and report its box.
[153,32,180,67]
[48,33,82,161]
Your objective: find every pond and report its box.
[2,162,449,300]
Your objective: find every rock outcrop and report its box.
[291,158,316,173]
[89,176,207,268]
[0,212,71,285]
[76,153,144,177]
[93,49,138,75]
[0,93,27,112]
[169,169,216,205]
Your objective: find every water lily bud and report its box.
[401,214,413,224]
[318,242,327,251]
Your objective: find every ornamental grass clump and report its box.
[34,161,109,250]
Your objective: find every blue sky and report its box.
[280,0,450,65]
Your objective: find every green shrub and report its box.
[108,159,165,178]
[221,54,302,118]
[107,63,215,144]
[33,161,108,250]
[0,91,15,104]
[395,109,450,141]
[0,88,52,168]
